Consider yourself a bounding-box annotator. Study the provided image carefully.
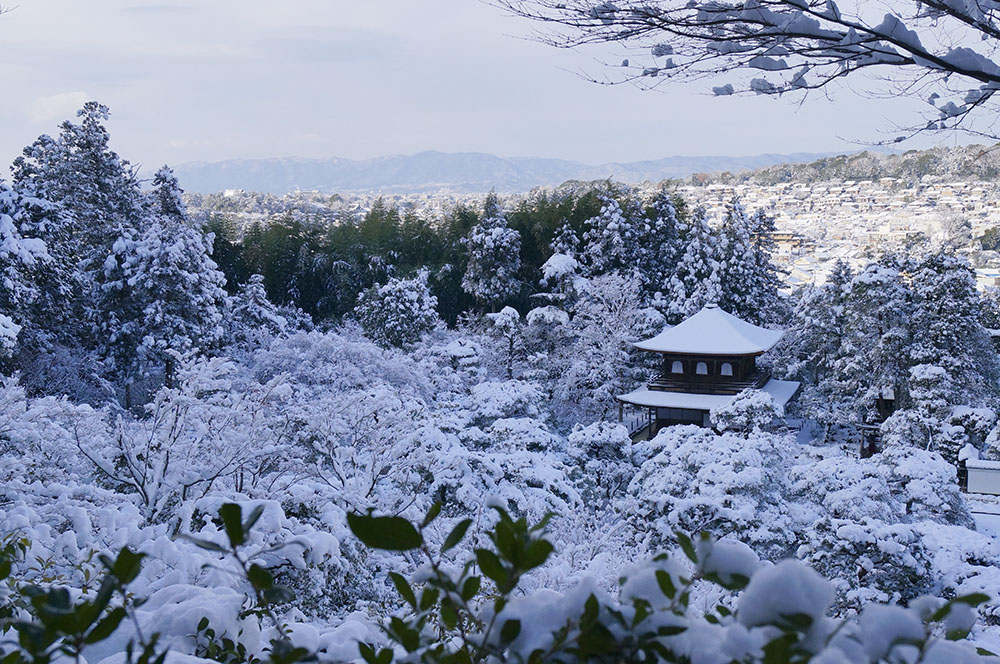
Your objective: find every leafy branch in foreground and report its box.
[348,503,995,664]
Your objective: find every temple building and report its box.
[617,303,800,434]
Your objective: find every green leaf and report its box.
[248,564,274,591]
[530,513,555,532]
[780,613,814,631]
[348,513,423,551]
[422,502,442,528]
[442,519,472,553]
[500,619,521,644]
[358,643,377,664]
[219,503,245,548]
[388,572,416,608]
[676,532,697,563]
[655,569,676,599]
[952,592,990,607]
[475,549,506,588]
[523,539,553,570]
[376,648,394,664]
[85,607,126,644]
[183,536,229,553]
[582,594,601,628]
[419,587,439,611]
[243,504,266,534]
[441,600,458,629]
[656,625,686,637]
[461,576,481,601]
[262,586,295,605]
[110,548,144,584]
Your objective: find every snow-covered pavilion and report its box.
[617,303,800,432]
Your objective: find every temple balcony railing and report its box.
[646,369,771,395]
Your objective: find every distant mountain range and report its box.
[171,150,841,195]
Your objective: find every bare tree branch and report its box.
[494,0,1000,141]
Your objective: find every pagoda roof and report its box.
[635,304,784,355]
[617,378,801,411]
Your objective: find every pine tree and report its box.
[748,208,784,324]
[461,193,521,310]
[663,206,720,323]
[835,259,912,424]
[12,102,143,263]
[579,192,645,278]
[355,269,441,348]
[0,184,50,359]
[909,252,999,405]
[715,197,758,321]
[640,189,681,300]
[96,171,228,398]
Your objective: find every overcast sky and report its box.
[0,1,978,171]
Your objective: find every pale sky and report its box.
[0,1,976,172]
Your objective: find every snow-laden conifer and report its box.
[461,193,521,310]
[355,269,441,348]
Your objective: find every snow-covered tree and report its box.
[715,197,758,320]
[578,192,646,278]
[12,102,143,264]
[710,389,784,434]
[355,269,441,348]
[662,206,719,323]
[835,259,912,424]
[909,252,999,405]
[461,193,521,310]
[225,274,290,352]
[97,216,228,397]
[486,306,525,379]
[640,188,681,299]
[559,271,663,423]
[0,184,49,359]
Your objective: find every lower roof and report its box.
[617,379,801,412]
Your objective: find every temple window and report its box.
[671,360,684,374]
[721,362,734,377]
[696,361,708,375]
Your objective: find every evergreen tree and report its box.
[835,259,912,424]
[225,274,289,351]
[748,208,784,324]
[355,269,441,348]
[12,102,143,262]
[715,197,758,321]
[578,192,645,278]
[0,184,50,359]
[640,189,680,300]
[461,193,521,310]
[909,252,999,404]
[663,206,720,323]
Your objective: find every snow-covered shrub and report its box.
[710,388,783,434]
[797,517,936,613]
[354,269,441,348]
[469,379,541,426]
[621,426,795,559]
[566,421,639,507]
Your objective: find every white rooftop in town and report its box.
[634,304,785,355]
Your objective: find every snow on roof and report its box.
[634,304,785,355]
[967,459,1000,470]
[617,379,801,411]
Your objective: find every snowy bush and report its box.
[354,269,441,348]
[710,388,784,434]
